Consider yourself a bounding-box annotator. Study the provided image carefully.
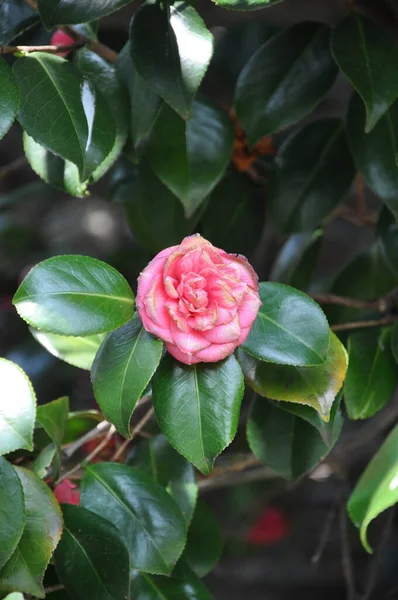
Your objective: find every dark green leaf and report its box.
[36,397,69,476]
[242,282,330,366]
[344,328,396,420]
[128,434,198,526]
[91,314,163,438]
[347,94,398,216]
[37,0,135,27]
[348,422,398,552]
[55,504,130,600]
[146,100,234,218]
[0,459,25,571]
[13,255,134,336]
[13,54,88,174]
[269,119,355,233]
[201,170,263,258]
[270,230,323,290]
[110,159,197,254]
[0,58,19,140]
[239,332,348,421]
[152,354,244,474]
[235,23,337,145]
[63,410,103,445]
[0,468,63,598]
[331,13,398,132]
[31,329,106,370]
[81,463,186,575]
[130,563,214,600]
[247,395,342,480]
[31,444,56,479]
[0,1,39,44]
[116,42,161,157]
[183,500,222,577]
[0,358,36,455]
[131,1,213,118]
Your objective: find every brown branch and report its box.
[355,173,366,215]
[340,504,357,600]
[0,42,84,55]
[63,420,111,458]
[44,584,65,594]
[311,293,373,311]
[111,407,155,462]
[331,315,397,333]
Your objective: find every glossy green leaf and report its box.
[242,282,329,366]
[110,159,197,254]
[348,422,398,552]
[0,468,63,598]
[2,593,24,600]
[183,500,222,577]
[201,170,263,258]
[13,255,134,336]
[0,58,19,140]
[63,410,103,445]
[239,332,348,421]
[235,23,337,145]
[81,463,186,575]
[0,358,36,455]
[331,13,398,132]
[31,329,106,370]
[247,395,342,480]
[116,42,161,157]
[344,329,396,420]
[347,94,398,216]
[55,504,130,600]
[131,1,213,118]
[146,100,234,218]
[128,434,198,526]
[36,397,69,476]
[31,444,56,479]
[130,563,214,600]
[270,230,323,290]
[211,0,283,9]
[0,459,25,571]
[91,315,163,438]
[37,0,135,27]
[13,54,88,174]
[0,1,39,44]
[269,119,355,233]
[152,354,244,474]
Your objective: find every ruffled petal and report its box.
[238,290,262,328]
[202,314,241,344]
[170,320,211,355]
[166,343,201,365]
[194,342,236,363]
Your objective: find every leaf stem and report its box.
[0,42,85,55]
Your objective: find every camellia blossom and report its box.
[50,30,75,57]
[136,234,261,365]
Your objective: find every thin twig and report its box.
[44,584,65,594]
[331,316,397,333]
[63,420,111,458]
[111,407,155,462]
[0,41,85,55]
[0,156,28,181]
[311,500,339,566]
[355,174,366,216]
[58,425,116,483]
[311,294,374,310]
[340,504,357,600]
[362,508,395,600]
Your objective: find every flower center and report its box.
[178,272,208,311]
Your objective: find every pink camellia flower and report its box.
[136,234,261,365]
[50,30,75,57]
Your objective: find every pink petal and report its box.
[143,274,169,329]
[166,343,201,365]
[137,246,174,302]
[170,320,211,354]
[215,304,237,326]
[166,301,189,332]
[164,276,179,298]
[238,290,262,328]
[188,304,218,331]
[232,255,259,289]
[237,325,251,346]
[202,314,241,344]
[194,342,236,363]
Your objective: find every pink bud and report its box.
[50,30,75,57]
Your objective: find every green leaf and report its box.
[247,395,342,480]
[242,282,329,366]
[64,410,103,445]
[31,444,56,479]
[239,332,348,421]
[13,54,88,174]
[331,13,398,132]
[37,0,135,27]
[116,42,161,157]
[201,170,263,258]
[13,255,134,336]
[0,1,39,44]
[0,459,25,571]
[131,1,213,119]
[55,504,130,600]
[348,422,398,552]
[130,563,214,600]
[152,354,244,474]
[127,434,198,527]
[2,593,24,600]
[344,329,396,420]
[0,358,36,455]
[31,329,106,370]
[235,23,337,145]
[347,94,398,216]
[110,159,197,254]
[81,463,186,575]
[0,58,19,140]
[183,500,222,578]
[91,315,163,438]
[0,467,63,598]
[146,100,234,218]
[36,397,69,476]
[269,119,355,233]
[270,230,323,290]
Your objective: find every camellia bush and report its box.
[2,0,398,598]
